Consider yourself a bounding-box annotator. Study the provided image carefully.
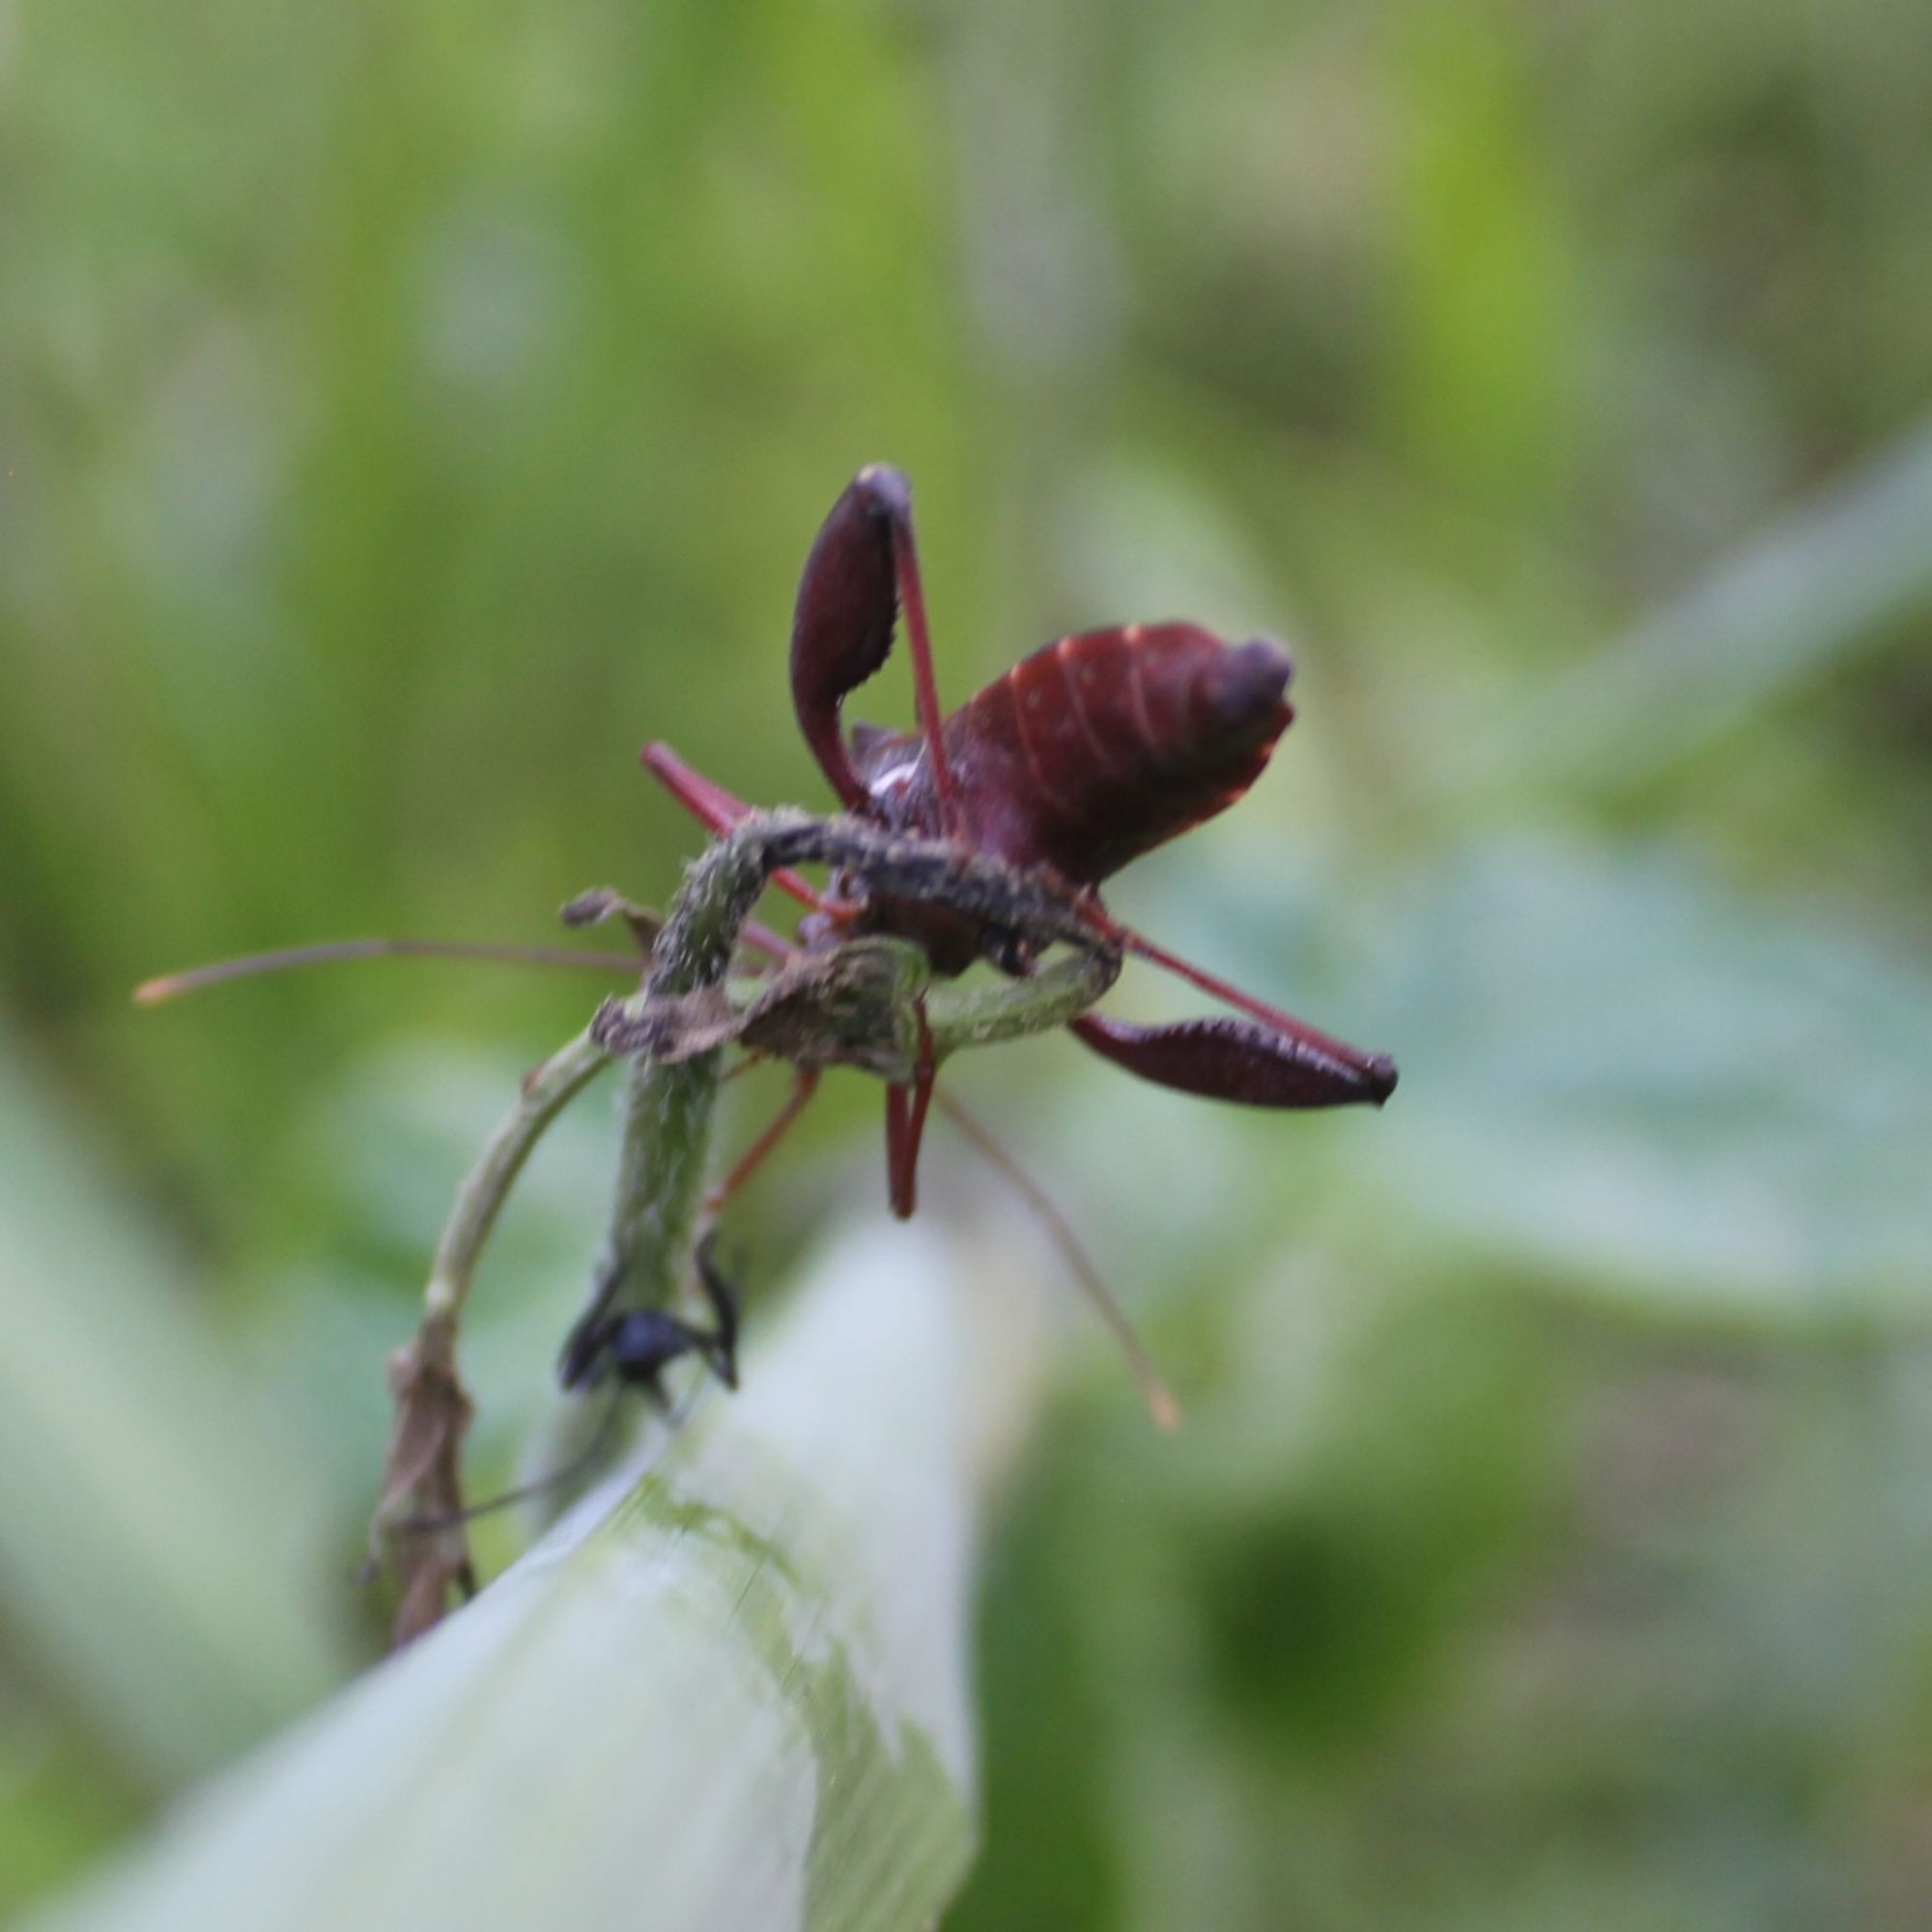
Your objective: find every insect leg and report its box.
[702,1066,822,1214]
[411,1236,739,1535]
[560,1256,740,1398]
[858,466,964,838]
[789,468,964,833]
[691,1231,742,1389]
[557,887,664,958]
[884,1000,938,1218]
[1068,1010,1395,1108]
[934,1092,1179,1428]
[640,741,830,915]
[1076,914,1396,1104]
[790,472,903,810]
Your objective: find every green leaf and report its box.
[1354,836,1932,1313]
[0,1030,350,1788]
[1132,833,1932,1318]
[1462,421,1932,799]
[32,1224,1023,1932]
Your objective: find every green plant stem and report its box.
[372,1029,616,1633]
[575,829,762,1332]
[421,1028,613,1338]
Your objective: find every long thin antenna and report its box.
[935,1091,1180,1431]
[133,938,650,1007]
[399,1382,633,1532]
[402,1365,717,1535]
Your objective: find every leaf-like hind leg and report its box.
[1078,912,1396,1104]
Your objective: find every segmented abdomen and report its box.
[928,622,1294,884]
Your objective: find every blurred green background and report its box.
[5,0,1932,1923]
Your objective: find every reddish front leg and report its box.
[640,740,830,919]
[883,1001,938,1218]
[704,1067,822,1214]
[862,467,963,838]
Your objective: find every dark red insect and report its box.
[645,465,1395,1219]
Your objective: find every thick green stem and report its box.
[573,826,773,1331]
[590,1051,724,1321]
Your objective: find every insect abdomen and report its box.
[939,623,1294,884]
